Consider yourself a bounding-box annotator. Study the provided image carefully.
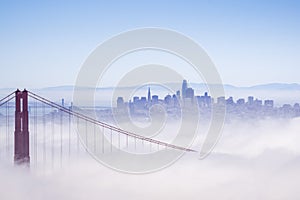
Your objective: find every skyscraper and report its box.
[117,97,124,109]
[248,96,254,105]
[185,88,194,99]
[182,80,187,99]
[148,87,151,103]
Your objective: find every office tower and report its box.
[254,99,262,106]
[152,95,159,104]
[237,98,245,105]
[264,100,274,108]
[226,97,234,105]
[176,90,180,99]
[185,88,194,99]
[182,80,187,99]
[248,96,254,105]
[117,97,124,109]
[148,87,151,103]
[185,88,195,105]
[164,94,172,105]
[133,96,139,103]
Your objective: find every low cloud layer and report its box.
[1,118,300,200]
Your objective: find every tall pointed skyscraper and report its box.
[148,87,151,103]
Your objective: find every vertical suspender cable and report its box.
[118,132,120,151]
[5,101,8,156]
[85,120,88,150]
[93,123,96,153]
[110,129,113,153]
[51,111,54,169]
[68,109,71,157]
[77,117,79,155]
[60,108,63,168]
[43,104,46,167]
[102,126,104,153]
[7,101,10,156]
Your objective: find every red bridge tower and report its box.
[14,89,30,164]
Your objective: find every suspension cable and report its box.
[0,91,15,104]
[28,91,197,152]
[0,96,14,107]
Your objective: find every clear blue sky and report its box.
[0,0,299,88]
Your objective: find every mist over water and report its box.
[1,116,300,200]
[0,85,299,199]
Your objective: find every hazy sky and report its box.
[0,0,299,88]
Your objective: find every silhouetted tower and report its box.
[117,97,125,109]
[14,89,30,165]
[182,80,187,99]
[148,87,151,103]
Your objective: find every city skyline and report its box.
[116,80,300,121]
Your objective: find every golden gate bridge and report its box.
[0,89,196,168]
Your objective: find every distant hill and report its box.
[189,83,300,91]
[1,83,299,106]
[248,83,300,90]
[1,83,300,93]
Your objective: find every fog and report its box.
[1,117,300,200]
